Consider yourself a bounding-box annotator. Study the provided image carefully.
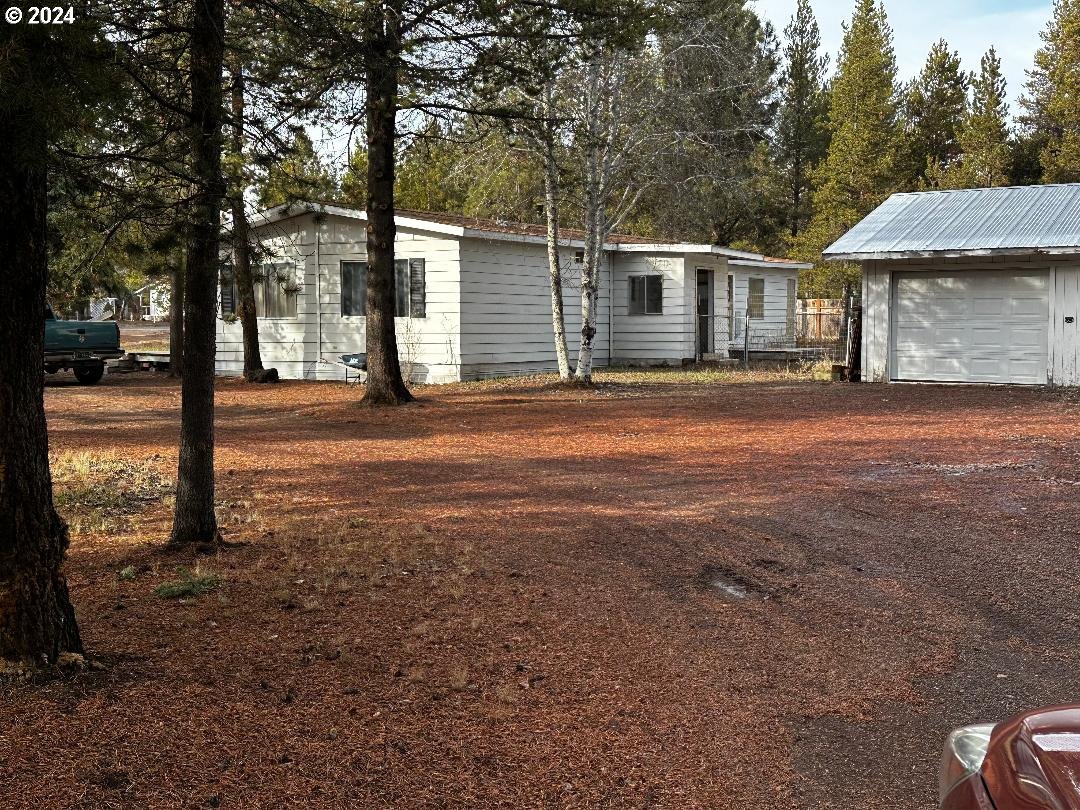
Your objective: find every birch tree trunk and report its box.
[575,54,603,383]
[169,0,225,548]
[541,81,571,382]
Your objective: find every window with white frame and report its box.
[220,263,297,318]
[747,277,765,319]
[254,261,299,318]
[628,274,663,315]
[340,258,426,318]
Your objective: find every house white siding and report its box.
[217,216,464,383]
[215,206,808,383]
[611,253,692,364]
[729,266,800,349]
[457,237,610,378]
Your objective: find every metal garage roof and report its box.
[823,183,1080,260]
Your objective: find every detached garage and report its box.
[824,184,1080,386]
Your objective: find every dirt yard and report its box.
[5,370,1080,808]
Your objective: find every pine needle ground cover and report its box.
[4,372,1080,807]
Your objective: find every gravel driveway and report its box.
[7,374,1080,808]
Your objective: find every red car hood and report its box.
[982,706,1080,809]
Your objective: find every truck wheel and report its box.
[74,363,105,385]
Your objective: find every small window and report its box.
[629,274,663,315]
[340,258,424,318]
[255,261,298,318]
[573,250,584,264]
[747,277,765,320]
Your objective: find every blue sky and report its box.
[753,0,1052,113]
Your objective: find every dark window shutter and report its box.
[220,273,236,314]
[409,258,426,318]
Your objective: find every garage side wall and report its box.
[861,262,891,382]
[1050,265,1080,386]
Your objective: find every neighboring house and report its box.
[133,281,171,321]
[88,296,119,321]
[216,203,808,382]
[825,184,1080,386]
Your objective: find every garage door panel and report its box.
[893,353,931,378]
[972,298,1005,317]
[896,276,935,295]
[896,295,933,317]
[1011,326,1045,347]
[930,298,967,319]
[932,357,966,377]
[1007,359,1043,383]
[971,327,1006,349]
[1011,296,1048,317]
[891,270,1048,384]
[934,326,970,347]
[893,322,931,344]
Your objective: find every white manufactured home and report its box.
[216,204,809,382]
[825,184,1080,386]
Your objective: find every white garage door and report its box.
[891,270,1048,384]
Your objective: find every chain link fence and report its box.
[696,296,862,371]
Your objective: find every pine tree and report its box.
[632,0,779,248]
[255,130,337,208]
[0,13,117,667]
[797,0,900,296]
[340,145,368,206]
[904,40,968,186]
[1021,0,1080,182]
[775,0,829,239]
[934,48,1011,189]
[394,120,470,213]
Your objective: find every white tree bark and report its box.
[541,81,571,381]
[575,52,603,382]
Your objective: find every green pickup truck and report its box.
[45,306,124,384]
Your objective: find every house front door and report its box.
[727,274,735,342]
[696,269,713,358]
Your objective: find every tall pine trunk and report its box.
[790,147,803,238]
[170,0,225,548]
[169,252,185,377]
[542,82,571,382]
[229,64,266,381]
[362,0,412,406]
[0,123,82,667]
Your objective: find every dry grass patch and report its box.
[51,450,174,535]
[153,565,222,600]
